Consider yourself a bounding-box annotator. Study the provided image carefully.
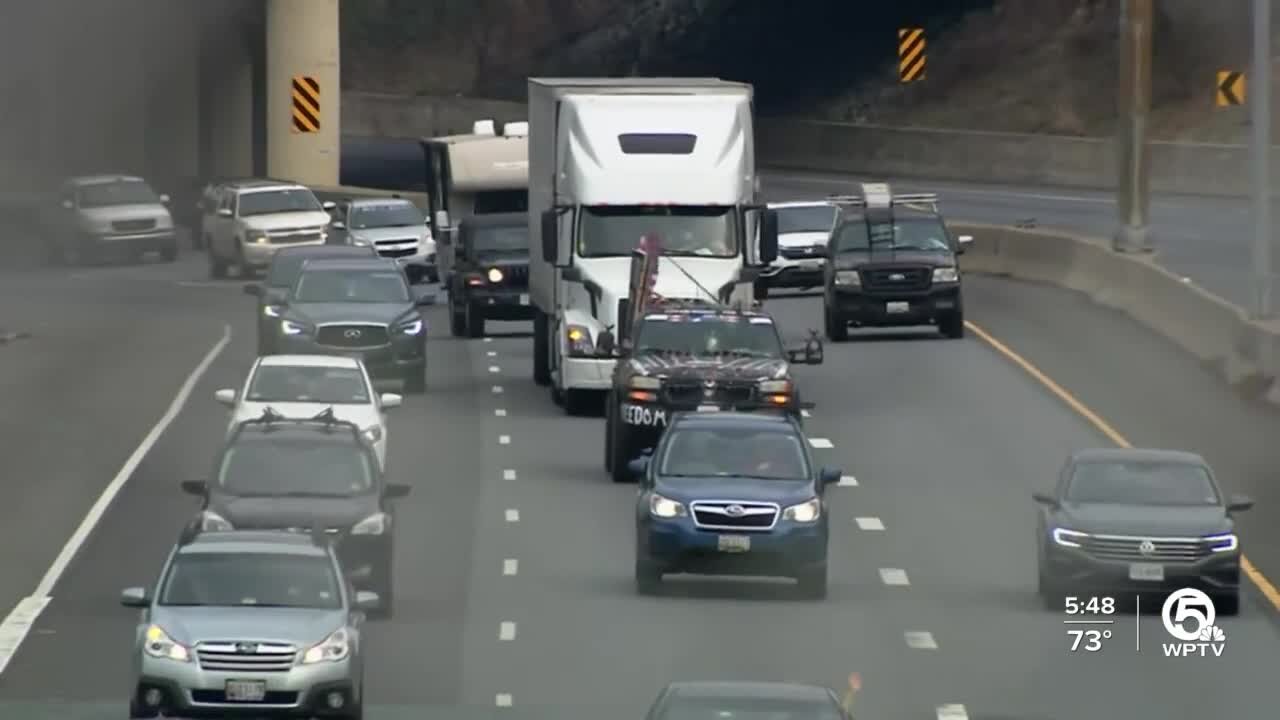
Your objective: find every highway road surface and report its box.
[1,240,1280,720]
[767,170,1258,310]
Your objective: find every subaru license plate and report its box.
[225,680,266,702]
[1128,563,1164,582]
[718,535,750,553]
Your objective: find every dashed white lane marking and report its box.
[487,350,497,357]
[503,469,517,480]
[801,409,811,418]
[499,621,517,641]
[503,559,519,576]
[505,509,520,522]
[495,693,512,707]
[483,337,494,343]
[0,324,232,676]
[837,475,858,487]
[808,437,834,448]
[854,516,885,531]
[499,434,511,445]
[879,568,910,586]
[905,631,938,649]
[937,705,969,720]
[488,366,500,373]
[495,408,507,417]
[492,385,504,394]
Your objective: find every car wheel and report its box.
[1038,566,1064,610]
[940,311,965,339]
[824,303,848,342]
[427,267,440,284]
[159,244,178,263]
[208,248,227,279]
[563,388,594,417]
[754,281,769,301]
[635,556,662,595]
[466,302,485,338]
[608,405,636,483]
[603,396,615,472]
[372,564,394,619]
[1214,592,1240,617]
[129,696,159,718]
[448,291,465,337]
[339,700,364,720]
[532,311,551,386]
[796,565,828,600]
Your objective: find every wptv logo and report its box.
[1161,588,1226,657]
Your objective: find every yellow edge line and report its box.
[964,319,1280,612]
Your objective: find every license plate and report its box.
[696,404,721,412]
[225,680,266,702]
[717,534,751,553]
[519,293,529,305]
[1129,563,1164,581]
[886,301,910,314]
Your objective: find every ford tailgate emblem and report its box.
[889,273,906,281]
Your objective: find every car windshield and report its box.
[634,315,782,358]
[579,206,737,258]
[76,180,159,208]
[246,365,370,404]
[660,698,843,720]
[831,216,951,253]
[1066,460,1221,506]
[469,225,528,256]
[292,269,410,303]
[216,439,374,496]
[239,189,322,216]
[269,253,343,288]
[660,428,809,480]
[776,205,837,234]
[350,202,424,229]
[159,552,341,609]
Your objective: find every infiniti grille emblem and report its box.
[724,504,746,517]
[1138,539,1156,555]
[343,329,362,339]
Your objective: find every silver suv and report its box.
[202,179,335,278]
[46,175,178,265]
[121,527,378,719]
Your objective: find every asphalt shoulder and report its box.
[966,275,1280,597]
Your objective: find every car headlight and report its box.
[1051,528,1087,547]
[300,628,350,664]
[199,511,233,532]
[246,232,268,244]
[351,512,388,535]
[263,305,283,318]
[143,624,191,662]
[629,375,661,390]
[487,267,504,283]
[932,267,960,282]
[156,215,174,230]
[397,318,423,335]
[649,494,687,519]
[1204,532,1238,552]
[362,426,383,444]
[759,379,792,394]
[565,324,594,356]
[783,497,821,523]
[280,319,309,336]
[350,235,371,247]
[834,270,861,286]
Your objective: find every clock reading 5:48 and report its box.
[1063,596,1116,615]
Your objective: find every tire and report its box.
[403,365,427,395]
[796,565,828,600]
[371,560,394,619]
[824,302,848,342]
[427,268,440,284]
[61,231,87,266]
[1214,592,1240,617]
[208,247,227,279]
[532,311,551,385]
[448,290,465,337]
[128,699,159,719]
[604,396,616,472]
[563,388,593,417]
[754,281,769,301]
[940,311,965,339]
[607,401,636,482]
[465,302,486,338]
[340,701,364,720]
[635,555,662,595]
[1038,565,1064,611]
[159,243,178,263]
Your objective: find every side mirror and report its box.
[627,457,650,479]
[159,193,170,204]
[331,221,346,230]
[758,208,779,264]
[434,210,450,232]
[786,334,824,365]
[1032,491,1058,507]
[540,208,558,265]
[346,566,373,582]
[383,483,412,499]
[214,388,236,406]
[957,234,973,255]
[354,590,381,612]
[560,265,583,283]
[819,467,842,485]
[180,480,208,496]
[120,587,150,608]
[597,329,617,356]
[321,201,336,211]
[60,199,73,210]
[243,283,261,297]
[217,208,232,217]
[1227,494,1254,513]
[380,393,403,409]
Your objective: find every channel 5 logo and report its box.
[1161,588,1226,657]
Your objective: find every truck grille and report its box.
[316,324,390,348]
[691,501,780,531]
[268,228,324,244]
[112,219,156,233]
[663,380,755,406]
[1080,535,1213,562]
[196,641,297,672]
[780,245,824,260]
[860,266,932,292]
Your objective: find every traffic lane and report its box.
[0,305,489,708]
[0,261,236,633]
[459,329,928,720]
[964,274,1280,601]
[760,170,1256,307]
[761,293,1280,719]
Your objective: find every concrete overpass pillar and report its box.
[201,34,257,179]
[266,0,340,186]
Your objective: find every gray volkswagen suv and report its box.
[121,527,378,719]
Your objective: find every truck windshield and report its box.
[633,317,782,358]
[830,216,950,253]
[578,206,737,258]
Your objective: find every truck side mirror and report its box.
[540,209,558,265]
[758,208,779,264]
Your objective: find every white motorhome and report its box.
[528,78,780,415]
[421,120,529,283]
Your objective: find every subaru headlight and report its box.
[487,267,504,283]
[199,511,233,532]
[397,318,423,335]
[629,375,661,390]
[300,628,350,664]
[649,494,687,519]
[263,305,283,318]
[280,319,309,336]
[759,379,792,394]
[143,624,191,662]
[1052,528,1087,547]
[834,270,861,286]
[783,497,821,523]
[351,512,388,535]
[1204,532,1238,552]
[362,426,383,444]
[932,267,959,282]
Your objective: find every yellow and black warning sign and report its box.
[292,75,320,133]
[898,28,926,83]
[1216,70,1245,107]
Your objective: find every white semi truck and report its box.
[527,78,780,415]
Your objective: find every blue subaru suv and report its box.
[630,411,842,599]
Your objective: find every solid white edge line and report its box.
[499,621,517,641]
[0,325,231,675]
[505,509,520,522]
[502,559,518,576]
[936,704,969,720]
[837,475,857,486]
[502,469,517,480]
[495,693,513,707]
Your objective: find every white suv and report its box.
[203,180,335,278]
